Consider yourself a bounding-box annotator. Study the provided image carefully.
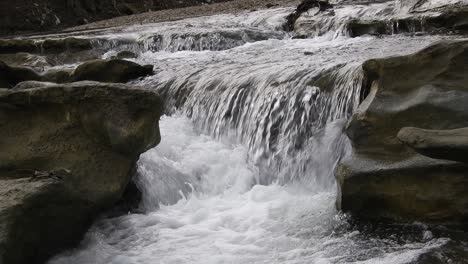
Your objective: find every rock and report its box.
[0,52,56,68]
[1,59,154,88]
[42,69,73,84]
[0,38,93,54]
[72,59,154,83]
[0,39,37,54]
[347,8,468,37]
[337,40,468,222]
[348,20,391,37]
[0,61,42,88]
[0,81,164,264]
[111,50,138,60]
[283,0,333,31]
[40,38,93,53]
[398,127,468,163]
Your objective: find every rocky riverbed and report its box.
[1,0,468,263]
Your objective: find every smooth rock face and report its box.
[398,127,468,163]
[0,82,163,264]
[72,59,154,83]
[337,40,468,222]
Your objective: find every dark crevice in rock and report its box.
[283,0,333,32]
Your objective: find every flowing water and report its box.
[47,1,467,263]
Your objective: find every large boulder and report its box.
[0,81,163,264]
[72,59,154,83]
[337,40,468,222]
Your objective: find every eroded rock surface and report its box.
[0,82,163,264]
[398,127,468,163]
[337,40,468,222]
[0,59,153,88]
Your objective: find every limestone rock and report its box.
[337,40,468,222]
[398,127,468,163]
[0,81,164,264]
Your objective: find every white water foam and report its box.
[44,5,460,264]
[49,115,448,264]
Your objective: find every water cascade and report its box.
[48,2,463,263]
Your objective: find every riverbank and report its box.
[63,0,299,32]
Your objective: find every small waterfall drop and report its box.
[48,5,458,264]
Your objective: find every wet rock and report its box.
[111,50,138,60]
[0,81,164,264]
[42,68,74,84]
[337,40,468,222]
[398,127,468,163]
[348,20,391,37]
[347,8,468,37]
[284,0,333,31]
[0,61,42,88]
[0,52,55,68]
[0,39,37,54]
[1,59,154,88]
[40,38,93,53]
[0,38,93,54]
[72,59,154,83]
[426,8,468,32]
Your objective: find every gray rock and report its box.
[338,40,468,222]
[72,59,154,83]
[398,127,468,163]
[0,82,164,264]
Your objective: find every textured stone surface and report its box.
[398,127,468,163]
[337,40,468,222]
[0,82,163,264]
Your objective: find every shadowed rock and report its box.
[0,60,42,88]
[72,59,154,83]
[0,38,93,54]
[0,59,154,88]
[398,127,468,163]
[0,82,164,264]
[283,0,332,31]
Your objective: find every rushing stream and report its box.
[47,1,467,263]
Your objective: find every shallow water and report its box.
[48,2,466,264]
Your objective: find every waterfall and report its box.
[49,5,454,264]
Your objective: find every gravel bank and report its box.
[65,0,299,32]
